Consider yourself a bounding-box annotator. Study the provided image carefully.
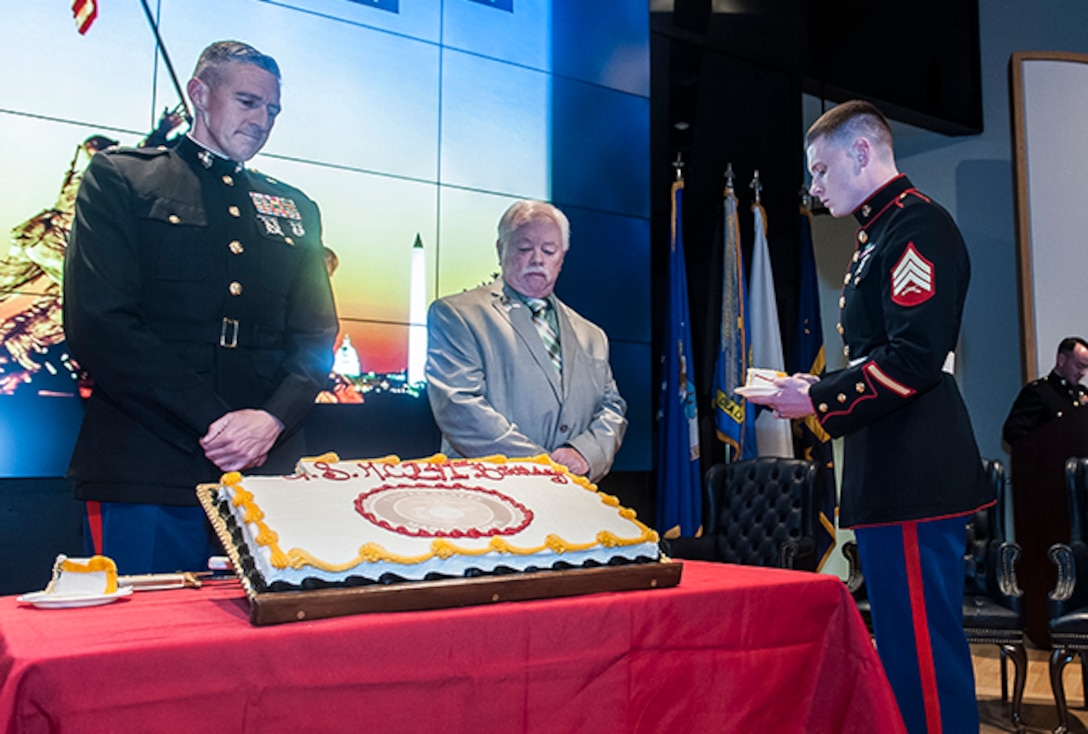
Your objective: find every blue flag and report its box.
[656,179,702,539]
[713,186,755,459]
[795,205,837,570]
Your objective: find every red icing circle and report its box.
[354,482,533,538]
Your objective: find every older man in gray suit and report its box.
[425,200,627,483]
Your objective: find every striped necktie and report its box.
[526,298,562,375]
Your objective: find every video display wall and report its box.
[0,0,650,476]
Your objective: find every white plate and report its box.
[17,586,134,609]
[734,385,779,399]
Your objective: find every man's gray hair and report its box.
[497,200,571,253]
[193,40,281,88]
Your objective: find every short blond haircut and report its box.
[805,100,894,153]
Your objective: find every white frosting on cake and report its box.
[45,555,119,595]
[214,454,660,587]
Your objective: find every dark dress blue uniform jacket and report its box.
[63,136,338,506]
[809,174,993,527]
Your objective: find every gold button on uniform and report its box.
[168,214,180,224]
[861,205,872,217]
[284,237,294,246]
[858,231,868,244]
[222,175,234,186]
[229,281,243,296]
[837,393,847,403]
[844,345,851,358]
[229,240,244,255]
[839,296,846,308]
[843,273,852,285]
[856,382,865,394]
[818,403,828,413]
[836,323,844,335]
[228,206,241,218]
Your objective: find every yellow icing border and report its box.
[219,453,659,572]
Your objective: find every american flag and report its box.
[72,0,97,35]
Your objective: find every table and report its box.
[0,561,904,733]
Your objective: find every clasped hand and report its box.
[200,409,284,472]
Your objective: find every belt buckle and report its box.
[220,317,239,349]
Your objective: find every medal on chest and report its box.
[249,192,306,240]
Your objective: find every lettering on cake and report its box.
[464,462,570,483]
[354,482,534,538]
[353,461,474,482]
[294,459,569,485]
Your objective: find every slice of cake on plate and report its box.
[45,554,119,595]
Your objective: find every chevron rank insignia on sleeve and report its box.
[890,242,934,306]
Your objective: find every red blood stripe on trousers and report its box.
[903,522,942,734]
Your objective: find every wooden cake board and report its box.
[246,562,682,625]
[197,485,683,626]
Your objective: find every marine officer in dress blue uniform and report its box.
[748,100,993,734]
[1003,336,1088,445]
[63,41,338,575]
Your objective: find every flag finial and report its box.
[750,169,762,204]
[672,153,684,181]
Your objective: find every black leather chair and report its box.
[962,459,1026,733]
[668,457,818,571]
[843,458,1026,732]
[1046,457,1088,734]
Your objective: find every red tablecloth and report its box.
[0,561,904,734]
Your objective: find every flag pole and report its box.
[139,0,192,124]
[657,153,702,538]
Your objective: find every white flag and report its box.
[749,202,793,457]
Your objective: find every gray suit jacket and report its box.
[425,280,627,482]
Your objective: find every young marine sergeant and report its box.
[748,100,993,734]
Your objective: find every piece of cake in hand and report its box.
[745,367,787,388]
[43,554,119,596]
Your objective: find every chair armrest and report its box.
[994,540,1024,599]
[1049,543,1075,604]
[842,540,864,595]
[781,537,816,570]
